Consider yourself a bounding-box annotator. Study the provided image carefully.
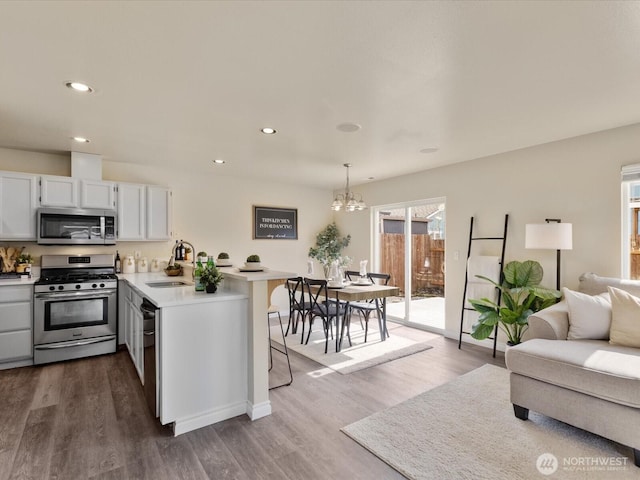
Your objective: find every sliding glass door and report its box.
[372,198,445,332]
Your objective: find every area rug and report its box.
[342,364,637,479]
[269,321,437,375]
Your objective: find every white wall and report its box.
[336,122,640,340]
[0,149,334,277]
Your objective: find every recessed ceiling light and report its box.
[336,123,361,133]
[65,82,94,93]
[72,136,90,143]
[213,159,225,164]
[368,177,375,180]
[420,147,439,154]
[261,127,276,135]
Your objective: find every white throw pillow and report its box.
[563,287,611,340]
[608,286,640,348]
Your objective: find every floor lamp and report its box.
[525,219,573,290]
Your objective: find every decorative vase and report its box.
[205,284,217,294]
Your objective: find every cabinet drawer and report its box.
[0,330,32,362]
[0,285,32,302]
[0,302,31,331]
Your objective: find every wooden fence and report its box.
[380,234,444,295]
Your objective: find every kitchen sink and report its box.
[146,281,192,288]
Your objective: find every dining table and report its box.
[308,281,400,352]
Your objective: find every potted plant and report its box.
[15,252,33,273]
[308,222,351,278]
[217,252,231,266]
[469,260,561,345]
[197,251,208,264]
[201,263,223,293]
[245,254,261,268]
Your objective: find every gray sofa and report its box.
[505,273,640,467]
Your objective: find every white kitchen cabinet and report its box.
[40,175,78,207]
[80,179,116,209]
[121,282,144,382]
[146,185,172,241]
[0,285,33,366]
[0,171,38,240]
[117,183,146,240]
[40,175,116,210]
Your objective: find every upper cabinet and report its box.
[40,176,115,210]
[117,183,146,241]
[117,183,172,241]
[40,175,78,207]
[146,185,172,241]
[0,171,38,240]
[80,179,116,209]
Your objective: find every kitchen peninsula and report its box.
[119,267,295,435]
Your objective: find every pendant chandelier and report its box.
[331,163,367,212]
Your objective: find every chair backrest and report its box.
[303,278,328,314]
[345,270,360,281]
[368,272,391,286]
[286,277,305,311]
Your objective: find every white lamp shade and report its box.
[525,223,573,250]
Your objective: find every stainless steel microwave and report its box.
[37,208,117,245]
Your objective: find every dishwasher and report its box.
[141,299,158,417]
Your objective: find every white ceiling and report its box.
[1,1,640,189]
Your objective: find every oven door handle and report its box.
[34,335,116,350]
[35,290,117,300]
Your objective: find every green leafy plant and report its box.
[218,252,230,259]
[200,264,223,288]
[308,222,351,277]
[197,251,207,257]
[469,260,561,345]
[246,254,261,263]
[17,252,33,264]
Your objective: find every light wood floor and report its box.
[0,328,505,480]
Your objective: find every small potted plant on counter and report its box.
[217,252,231,266]
[15,252,33,274]
[245,254,261,269]
[201,263,224,293]
[197,251,208,264]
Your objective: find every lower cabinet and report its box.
[121,282,144,383]
[0,285,33,366]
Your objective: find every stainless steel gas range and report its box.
[33,254,117,365]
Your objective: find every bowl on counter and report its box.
[164,266,183,277]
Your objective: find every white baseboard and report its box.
[172,401,248,436]
[247,400,272,420]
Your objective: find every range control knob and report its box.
[92,284,97,288]
[49,286,55,291]
[58,285,64,290]
[75,284,81,290]
[100,283,105,288]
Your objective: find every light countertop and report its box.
[219,267,296,282]
[118,272,247,308]
[0,276,38,286]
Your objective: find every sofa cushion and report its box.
[563,287,611,340]
[608,286,640,348]
[506,338,640,408]
[579,272,640,296]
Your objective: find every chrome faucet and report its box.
[170,240,196,275]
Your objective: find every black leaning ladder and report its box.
[458,214,509,358]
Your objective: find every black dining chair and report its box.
[284,277,309,337]
[303,278,348,353]
[348,272,391,343]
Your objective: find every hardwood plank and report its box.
[186,426,250,480]
[9,405,56,480]
[29,362,64,410]
[155,435,209,480]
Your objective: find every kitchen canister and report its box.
[137,257,149,273]
[150,258,161,272]
[122,255,136,274]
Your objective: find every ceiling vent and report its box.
[71,151,102,180]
